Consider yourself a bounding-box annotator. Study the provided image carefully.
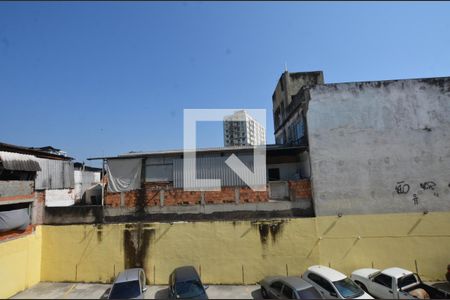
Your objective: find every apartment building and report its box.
[223,110,266,146]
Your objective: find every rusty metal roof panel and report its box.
[0,151,41,172]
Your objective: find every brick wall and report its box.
[288,180,312,199]
[205,187,235,204]
[105,179,311,208]
[0,225,34,242]
[239,187,268,203]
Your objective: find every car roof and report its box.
[307,265,347,281]
[382,267,413,278]
[115,268,143,283]
[282,276,313,290]
[173,266,200,282]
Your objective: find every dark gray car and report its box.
[169,266,208,299]
[260,276,323,299]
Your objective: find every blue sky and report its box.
[1,2,450,166]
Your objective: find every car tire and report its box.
[355,281,368,293]
[261,287,268,299]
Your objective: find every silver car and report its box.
[108,268,147,299]
[259,275,323,299]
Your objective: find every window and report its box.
[373,273,392,289]
[308,273,334,293]
[268,168,280,181]
[270,281,283,293]
[297,287,322,299]
[282,285,295,299]
[398,274,418,289]
[333,278,364,298]
[109,281,141,299]
[307,273,322,286]
[320,279,335,294]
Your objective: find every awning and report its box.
[0,151,41,172]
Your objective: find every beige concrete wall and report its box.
[0,227,42,299]
[40,212,450,285]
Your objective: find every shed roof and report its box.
[0,142,73,161]
[88,144,307,160]
[0,151,41,172]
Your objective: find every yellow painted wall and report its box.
[0,227,42,299]
[40,212,450,285]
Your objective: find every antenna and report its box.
[284,62,288,72]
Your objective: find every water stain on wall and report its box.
[253,220,286,246]
[123,223,155,282]
[96,224,103,243]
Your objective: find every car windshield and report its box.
[175,280,205,298]
[109,280,141,299]
[333,278,364,299]
[398,274,418,289]
[297,286,322,299]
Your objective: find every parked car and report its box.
[108,268,147,299]
[302,265,373,299]
[259,275,323,299]
[169,266,208,299]
[351,267,450,299]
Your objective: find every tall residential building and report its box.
[223,110,266,146]
[272,71,324,145]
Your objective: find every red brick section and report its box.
[0,193,34,203]
[239,187,268,203]
[35,190,45,204]
[0,225,34,242]
[288,180,312,199]
[205,187,235,204]
[105,179,311,208]
[165,190,202,206]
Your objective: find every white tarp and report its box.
[107,159,142,193]
[0,208,30,232]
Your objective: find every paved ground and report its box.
[11,282,262,299]
[11,281,450,299]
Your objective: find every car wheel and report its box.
[355,281,368,293]
[261,287,268,299]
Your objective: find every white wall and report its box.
[308,77,450,216]
[45,189,75,207]
[74,170,101,200]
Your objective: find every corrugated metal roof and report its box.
[88,144,306,160]
[0,151,41,172]
[0,142,73,160]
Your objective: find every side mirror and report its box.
[204,285,209,290]
[330,292,338,297]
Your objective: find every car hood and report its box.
[352,268,380,279]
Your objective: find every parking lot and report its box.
[11,282,262,299]
[11,281,450,299]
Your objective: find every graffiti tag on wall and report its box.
[394,180,443,206]
[395,181,410,194]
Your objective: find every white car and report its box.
[351,267,449,299]
[302,265,373,299]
